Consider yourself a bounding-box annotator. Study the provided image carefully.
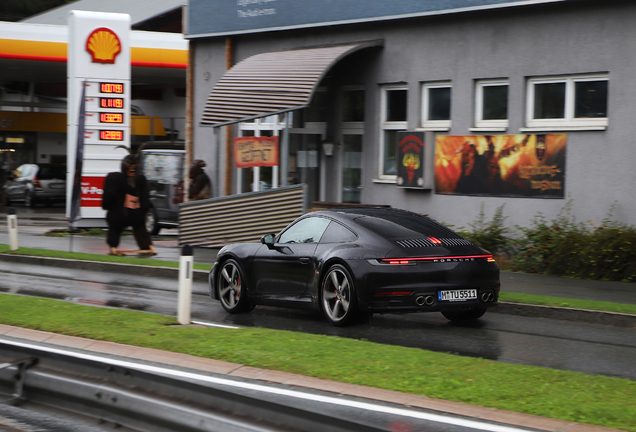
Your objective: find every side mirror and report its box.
[260,233,276,249]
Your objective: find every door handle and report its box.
[299,257,310,264]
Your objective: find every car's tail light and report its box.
[32,177,42,189]
[380,254,493,265]
[428,236,442,244]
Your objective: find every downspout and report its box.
[184,5,194,201]
[224,36,234,196]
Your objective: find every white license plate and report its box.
[438,289,477,302]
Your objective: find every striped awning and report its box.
[200,42,381,127]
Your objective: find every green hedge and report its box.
[458,202,636,282]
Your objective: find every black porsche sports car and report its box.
[208,207,500,326]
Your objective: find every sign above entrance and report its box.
[187,0,563,38]
[233,136,279,168]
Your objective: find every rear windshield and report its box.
[37,165,66,180]
[352,212,463,240]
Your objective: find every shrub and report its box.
[460,203,511,255]
[507,201,636,281]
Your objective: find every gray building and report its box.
[187,0,631,229]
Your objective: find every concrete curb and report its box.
[0,253,209,283]
[490,303,636,328]
[2,253,634,328]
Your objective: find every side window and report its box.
[320,221,358,243]
[475,79,509,129]
[278,217,331,244]
[526,74,608,129]
[421,81,451,130]
[379,85,407,179]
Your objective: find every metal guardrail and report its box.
[178,184,307,247]
[0,340,383,432]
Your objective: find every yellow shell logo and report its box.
[85,28,121,64]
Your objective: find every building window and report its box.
[380,85,407,178]
[526,74,608,129]
[421,81,451,129]
[475,80,508,129]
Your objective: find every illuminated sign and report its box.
[99,130,124,141]
[100,82,124,94]
[99,97,124,109]
[99,113,124,123]
[86,28,122,64]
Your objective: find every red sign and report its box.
[233,136,279,168]
[80,176,105,207]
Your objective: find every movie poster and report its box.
[434,134,567,198]
[396,132,425,188]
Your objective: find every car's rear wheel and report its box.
[441,307,487,322]
[217,259,251,313]
[321,264,357,326]
[145,206,160,235]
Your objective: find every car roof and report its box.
[313,207,464,240]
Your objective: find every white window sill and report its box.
[520,125,607,132]
[415,126,450,132]
[469,127,508,133]
[373,178,397,184]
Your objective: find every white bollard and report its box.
[7,208,18,251]
[177,245,194,325]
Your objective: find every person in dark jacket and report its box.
[102,146,155,256]
[188,159,211,201]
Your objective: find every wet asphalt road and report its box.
[0,258,634,382]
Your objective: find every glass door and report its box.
[342,134,362,203]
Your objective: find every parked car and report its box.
[139,149,185,235]
[3,163,66,207]
[208,207,500,326]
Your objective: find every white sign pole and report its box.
[178,245,194,325]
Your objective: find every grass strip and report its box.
[0,293,634,431]
[499,292,636,315]
[0,244,212,271]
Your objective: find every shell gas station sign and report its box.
[67,11,130,225]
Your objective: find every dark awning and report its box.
[200,42,381,127]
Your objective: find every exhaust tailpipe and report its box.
[416,295,435,306]
[481,292,493,302]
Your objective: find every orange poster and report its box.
[434,134,567,198]
[233,136,279,168]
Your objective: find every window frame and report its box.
[474,79,509,130]
[421,81,452,130]
[525,74,609,130]
[378,84,407,182]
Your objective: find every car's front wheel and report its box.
[217,259,251,313]
[321,264,358,326]
[441,307,487,322]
